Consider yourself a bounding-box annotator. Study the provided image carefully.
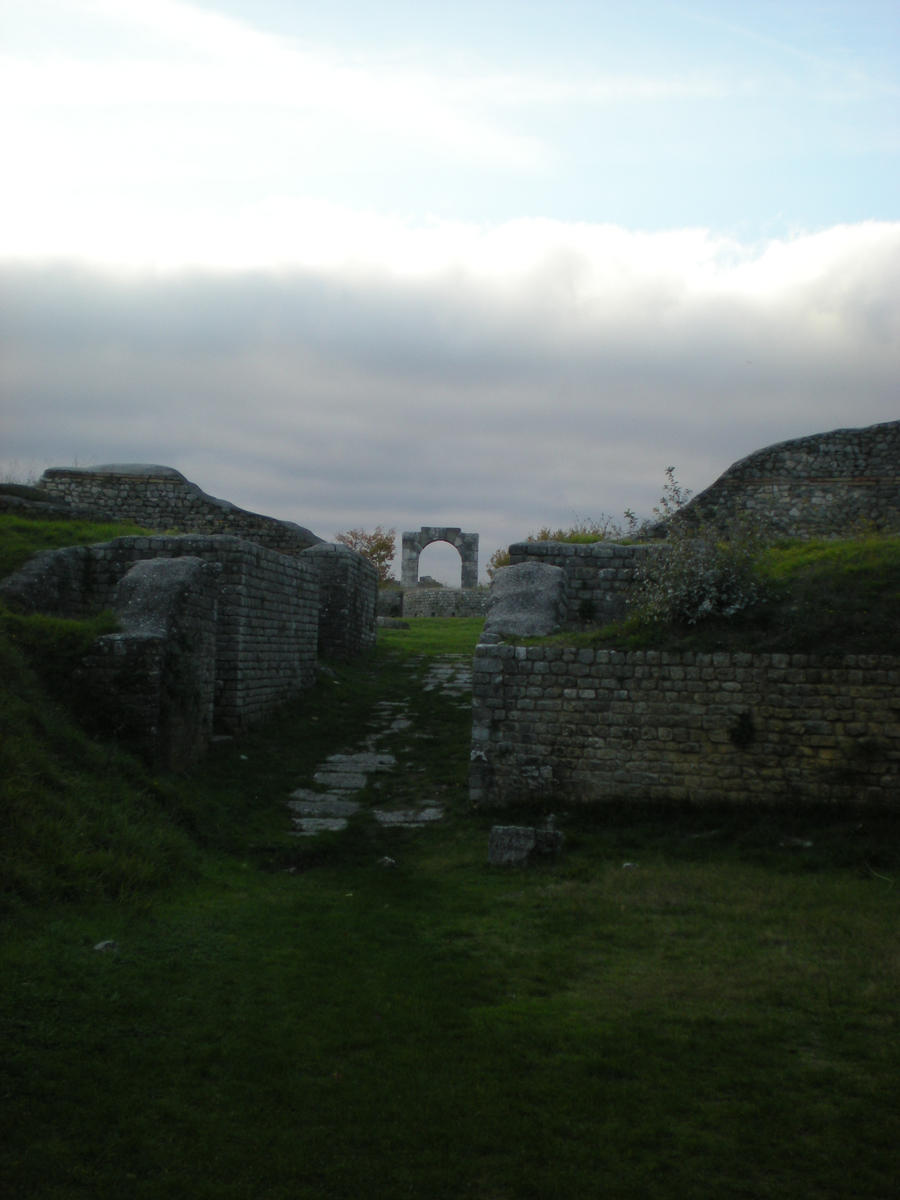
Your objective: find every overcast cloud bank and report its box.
[2,219,898,580]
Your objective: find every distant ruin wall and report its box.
[679,420,900,537]
[1,535,320,760]
[401,527,479,590]
[402,588,489,618]
[470,644,900,808]
[507,542,666,628]
[40,464,323,555]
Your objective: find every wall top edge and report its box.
[474,642,900,667]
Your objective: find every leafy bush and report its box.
[485,546,510,580]
[629,469,769,626]
[631,524,769,625]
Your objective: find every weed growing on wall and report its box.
[630,468,769,626]
[487,511,644,580]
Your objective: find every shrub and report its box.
[486,547,510,581]
[629,469,769,626]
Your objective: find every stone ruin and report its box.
[471,420,900,810]
[1,464,377,770]
[393,526,488,618]
[401,526,479,589]
[677,419,900,537]
[499,419,900,635]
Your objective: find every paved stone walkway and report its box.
[289,654,473,836]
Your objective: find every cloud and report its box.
[2,218,898,578]
[1,0,548,174]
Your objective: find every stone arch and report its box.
[401,527,479,589]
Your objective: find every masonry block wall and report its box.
[81,557,220,770]
[303,543,377,659]
[402,588,489,618]
[36,462,377,661]
[470,644,900,808]
[40,465,324,555]
[679,420,900,537]
[2,534,320,757]
[507,541,666,627]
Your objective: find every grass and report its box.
[538,533,900,655]
[378,614,486,656]
[2,518,900,1197]
[0,513,158,579]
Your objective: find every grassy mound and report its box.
[0,512,157,578]
[0,629,198,912]
[0,514,196,911]
[560,533,900,654]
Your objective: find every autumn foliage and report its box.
[334,526,397,583]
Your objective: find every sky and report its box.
[1,0,898,583]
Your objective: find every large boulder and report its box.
[482,561,567,639]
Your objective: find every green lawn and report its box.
[2,518,899,1198]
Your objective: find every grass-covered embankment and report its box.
[544,533,900,654]
[0,512,156,579]
[2,519,900,1198]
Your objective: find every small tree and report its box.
[334,526,397,583]
[486,546,511,581]
[629,469,768,626]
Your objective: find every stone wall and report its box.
[303,543,377,659]
[80,557,220,771]
[679,420,900,537]
[40,464,323,555]
[34,461,377,660]
[507,541,666,628]
[1,535,320,760]
[470,644,900,808]
[402,588,490,618]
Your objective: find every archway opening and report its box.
[417,541,462,588]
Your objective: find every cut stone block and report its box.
[488,825,565,865]
[483,561,567,638]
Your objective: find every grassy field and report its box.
[2,521,900,1198]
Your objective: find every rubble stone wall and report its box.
[680,420,900,537]
[40,464,323,555]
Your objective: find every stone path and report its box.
[289,654,473,837]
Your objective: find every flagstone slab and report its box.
[313,771,368,790]
[288,795,361,818]
[373,806,444,827]
[290,817,350,837]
